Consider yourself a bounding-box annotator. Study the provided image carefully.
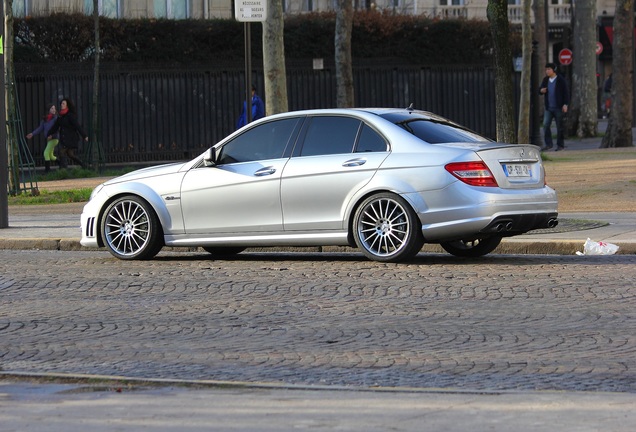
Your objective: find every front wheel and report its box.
[440,236,502,258]
[101,195,163,260]
[353,192,423,263]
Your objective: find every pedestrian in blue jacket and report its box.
[236,85,265,129]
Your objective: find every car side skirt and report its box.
[164,231,350,248]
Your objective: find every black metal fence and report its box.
[16,63,502,166]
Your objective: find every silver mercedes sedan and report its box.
[80,107,558,262]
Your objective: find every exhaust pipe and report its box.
[547,218,558,228]
[505,222,514,231]
[495,223,505,232]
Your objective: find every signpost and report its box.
[235,0,267,124]
[558,48,573,66]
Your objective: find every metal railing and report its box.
[16,63,501,166]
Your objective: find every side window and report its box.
[300,117,361,157]
[355,124,388,152]
[217,118,300,164]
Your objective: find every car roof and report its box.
[264,107,450,123]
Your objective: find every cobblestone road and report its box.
[1,250,635,393]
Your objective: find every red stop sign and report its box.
[559,48,573,66]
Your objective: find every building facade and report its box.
[12,0,616,22]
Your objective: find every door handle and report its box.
[342,158,367,167]
[254,167,276,176]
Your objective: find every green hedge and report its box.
[14,11,520,65]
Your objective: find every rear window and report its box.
[380,113,491,144]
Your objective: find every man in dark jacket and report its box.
[539,63,570,151]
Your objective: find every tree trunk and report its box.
[335,0,354,108]
[91,0,101,170]
[517,0,532,143]
[0,0,8,227]
[531,0,548,145]
[568,0,597,138]
[262,0,288,115]
[487,0,516,143]
[601,0,634,148]
[4,0,18,193]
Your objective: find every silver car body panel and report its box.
[80,107,558,252]
[180,158,287,234]
[280,152,390,231]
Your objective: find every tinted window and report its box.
[381,113,490,144]
[300,116,361,156]
[355,124,388,152]
[218,118,300,164]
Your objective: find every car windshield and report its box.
[381,113,491,144]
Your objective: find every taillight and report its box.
[445,162,498,187]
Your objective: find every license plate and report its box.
[504,164,531,177]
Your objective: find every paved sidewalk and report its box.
[2,377,635,432]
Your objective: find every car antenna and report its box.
[406,103,414,111]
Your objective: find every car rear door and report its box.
[280,115,389,231]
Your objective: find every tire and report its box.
[440,236,502,258]
[353,192,423,263]
[202,246,246,258]
[101,195,163,260]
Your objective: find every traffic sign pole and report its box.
[244,22,252,123]
[235,0,267,126]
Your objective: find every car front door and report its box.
[180,117,301,234]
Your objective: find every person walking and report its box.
[539,63,570,151]
[236,85,265,129]
[26,103,59,173]
[47,98,89,168]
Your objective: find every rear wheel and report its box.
[202,246,246,258]
[440,236,502,258]
[353,192,423,263]
[101,195,163,260]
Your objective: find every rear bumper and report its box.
[404,183,559,242]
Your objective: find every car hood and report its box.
[104,162,188,185]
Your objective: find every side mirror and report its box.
[203,148,216,167]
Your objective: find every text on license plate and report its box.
[503,164,531,177]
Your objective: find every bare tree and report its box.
[1,0,8,227]
[601,0,634,148]
[262,0,288,115]
[531,0,547,145]
[487,0,516,142]
[567,0,597,138]
[335,0,354,108]
[89,0,102,170]
[517,0,532,143]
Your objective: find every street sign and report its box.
[558,48,573,66]
[596,41,603,55]
[235,0,267,22]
